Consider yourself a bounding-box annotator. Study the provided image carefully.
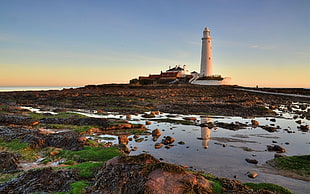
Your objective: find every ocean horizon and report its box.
[0,86,77,92]
[0,86,309,92]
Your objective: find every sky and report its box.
[0,0,309,87]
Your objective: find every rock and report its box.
[0,152,20,173]
[274,153,287,158]
[87,127,102,134]
[245,158,258,164]
[118,135,129,145]
[142,113,155,118]
[87,154,212,194]
[261,125,277,132]
[0,167,79,193]
[133,134,140,139]
[247,171,258,178]
[118,144,130,154]
[131,147,138,151]
[267,145,286,153]
[270,118,276,122]
[32,121,40,126]
[269,105,276,109]
[215,122,247,130]
[296,120,302,124]
[299,125,309,132]
[251,120,259,125]
[44,131,84,151]
[165,145,174,149]
[135,138,144,143]
[162,136,175,145]
[183,117,197,121]
[178,141,185,145]
[126,115,132,119]
[155,143,163,149]
[120,123,133,129]
[49,150,60,156]
[145,121,152,125]
[151,129,162,137]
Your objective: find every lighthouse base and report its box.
[191,77,231,85]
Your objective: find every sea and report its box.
[0,87,77,92]
[0,86,309,92]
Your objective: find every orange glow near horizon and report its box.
[1,63,309,88]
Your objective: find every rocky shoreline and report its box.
[0,84,309,193]
[1,84,309,117]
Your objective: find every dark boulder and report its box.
[44,131,84,151]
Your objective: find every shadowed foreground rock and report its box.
[86,154,213,194]
[86,154,276,194]
[0,167,79,193]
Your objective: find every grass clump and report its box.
[0,139,28,151]
[200,174,222,194]
[70,181,89,194]
[268,155,310,176]
[0,139,38,160]
[244,183,292,194]
[58,146,121,162]
[64,162,102,178]
[0,172,23,184]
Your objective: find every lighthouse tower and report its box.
[200,27,213,77]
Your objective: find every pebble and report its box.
[154,143,163,149]
[247,171,258,178]
[245,158,258,164]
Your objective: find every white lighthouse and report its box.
[200,27,213,77]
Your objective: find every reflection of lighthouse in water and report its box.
[201,126,211,149]
[200,116,212,149]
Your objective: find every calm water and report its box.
[22,103,310,193]
[0,87,76,92]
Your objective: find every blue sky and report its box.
[0,0,309,87]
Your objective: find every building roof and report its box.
[149,74,161,79]
[167,66,184,72]
[160,71,181,77]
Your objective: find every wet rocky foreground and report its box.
[0,84,309,193]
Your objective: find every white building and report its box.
[190,27,231,85]
[200,27,213,77]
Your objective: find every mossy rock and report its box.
[244,183,292,194]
